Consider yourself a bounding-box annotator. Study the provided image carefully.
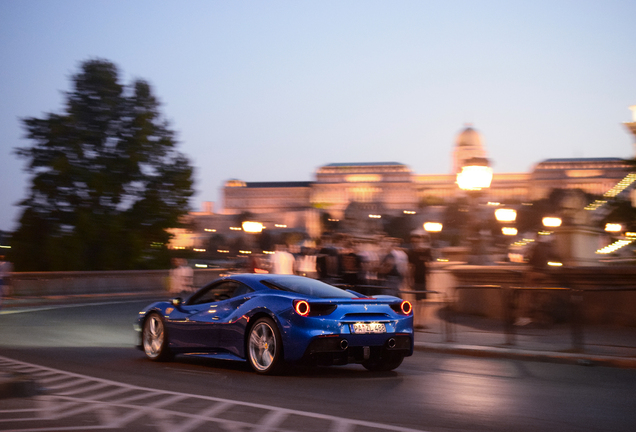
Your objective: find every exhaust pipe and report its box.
[340,339,349,350]
[387,338,396,349]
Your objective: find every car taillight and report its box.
[401,300,412,315]
[391,300,412,315]
[294,300,310,317]
[293,300,337,317]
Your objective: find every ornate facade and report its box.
[221,126,632,222]
[170,124,634,248]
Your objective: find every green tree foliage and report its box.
[12,59,194,271]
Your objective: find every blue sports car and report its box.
[135,273,413,374]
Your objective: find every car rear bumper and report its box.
[299,333,412,366]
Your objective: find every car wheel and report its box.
[247,317,283,375]
[362,352,404,372]
[142,312,172,362]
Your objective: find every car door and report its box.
[214,282,254,356]
[168,281,238,351]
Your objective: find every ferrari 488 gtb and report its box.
[135,274,413,374]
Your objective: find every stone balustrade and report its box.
[448,264,636,326]
[8,269,226,298]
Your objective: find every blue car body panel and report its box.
[136,274,413,365]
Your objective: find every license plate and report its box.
[351,322,386,334]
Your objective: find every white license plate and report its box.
[351,322,386,334]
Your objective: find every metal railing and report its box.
[450,284,636,352]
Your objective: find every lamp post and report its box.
[457,157,493,264]
[495,208,517,261]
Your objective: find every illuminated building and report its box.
[171,120,634,249]
[222,125,631,220]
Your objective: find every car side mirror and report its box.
[171,297,183,307]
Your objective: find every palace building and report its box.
[222,126,631,218]
[169,122,635,249]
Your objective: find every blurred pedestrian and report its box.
[169,258,194,295]
[356,242,379,286]
[271,244,295,275]
[517,235,563,326]
[378,239,403,297]
[408,234,433,300]
[296,243,317,278]
[341,242,362,286]
[407,234,433,328]
[317,236,339,283]
[0,255,13,310]
[526,235,561,285]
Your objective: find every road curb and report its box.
[414,342,636,369]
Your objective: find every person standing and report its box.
[296,244,317,278]
[0,255,13,310]
[271,244,295,275]
[407,235,433,300]
[169,258,194,295]
[340,242,362,286]
[378,239,403,298]
[407,235,433,328]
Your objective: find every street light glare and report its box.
[495,208,517,222]
[456,165,493,191]
[242,221,264,233]
[542,217,562,228]
[424,222,443,233]
[502,227,518,236]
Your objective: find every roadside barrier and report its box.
[451,284,636,353]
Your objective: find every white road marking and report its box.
[0,355,429,432]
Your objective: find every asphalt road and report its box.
[1,299,635,431]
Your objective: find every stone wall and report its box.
[8,269,226,297]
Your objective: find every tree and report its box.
[12,59,194,271]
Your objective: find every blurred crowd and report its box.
[246,233,435,299]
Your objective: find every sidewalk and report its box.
[413,303,636,369]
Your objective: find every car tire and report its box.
[362,352,404,372]
[247,317,284,375]
[142,312,172,362]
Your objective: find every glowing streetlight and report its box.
[542,217,562,228]
[456,157,493,191]
[501,227,518,236]
[494,208,517,223]
[242,221,264,233]
[456,157,493,265]
[605,223,622,233]
[423,222,443,233]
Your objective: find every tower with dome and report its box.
[168,114,635,249]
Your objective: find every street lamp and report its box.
[494,208,517,223]
[423,222,443,233]
[242,221,264,233]
[542,217,562,228]
[457,157,493,264]
[501,227,518,236]
[456,157,493,191]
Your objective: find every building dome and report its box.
[452,125,487,174]
[456,126,483,148]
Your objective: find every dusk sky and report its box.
[2,0,635,231]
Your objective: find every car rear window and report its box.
[261,276,357,299]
